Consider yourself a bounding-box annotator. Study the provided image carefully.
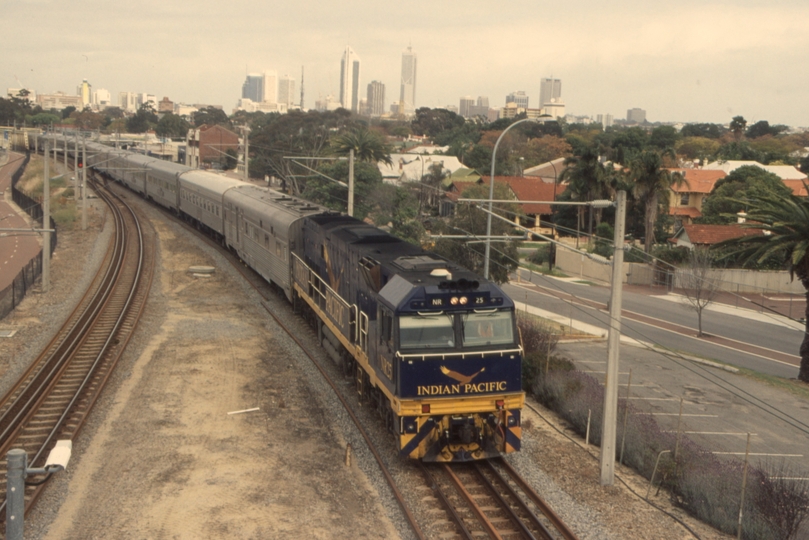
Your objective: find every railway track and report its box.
[0,176,154,524]
[418,458,578,540]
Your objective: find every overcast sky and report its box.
[5,0,809,126]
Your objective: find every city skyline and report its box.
[3,0,809,126]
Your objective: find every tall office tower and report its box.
[119,92,138,112]
[626,108,646,123]
[77,79,92,108]
[263,71,278,104]
[459,96,474,117]
[242,73,264,102]
[93,88,111,109]
[367,80,385,116]
[399,45,417,114]
[340,46,361,112]
[539,78,561,106]
[278,75,296,108]
[505,91,528,109]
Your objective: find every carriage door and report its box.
[378,306,394,382]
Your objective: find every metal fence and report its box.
[0,152,57,321]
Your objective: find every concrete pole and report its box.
[6,448,27,540]
[43,141,51,293]
[74,131,78,194]
[347,149,355,217]
[599,190,627,486]
[243,126,250,182]
[82,136,87,231]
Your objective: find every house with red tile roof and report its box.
[441,176,563,235]
[667,169,726,227]
[668,224,762,249]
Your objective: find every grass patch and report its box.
[518,262,568,278]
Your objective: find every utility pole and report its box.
[242,125,250,182]
[347,149,354,217]
[599,190,627,485]
[82,136,87,231]
[43,141,51,293]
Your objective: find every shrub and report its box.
[527,244,550,265]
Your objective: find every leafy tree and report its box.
[410,107,465,137]
[516,135,572,168]
[430,182,520,284]
[303,160,382,220]
[126,103,158,133]
[699,165,792,224]
[629,149,686,252]
[193,106,230,128]
[30,112,61,126]
[365,183,424,245]
[718,192,809,382]
[730,115,747,140]
[676,136,721,162]
[225,148,239,170]
[716,141,762,162]
[330,126,392,165]
[250,109,352,191]
[155,113,191,139]
[71,109,105,131]
[680,123,725,139]
[606,127,648,165]
[649,125,680,150]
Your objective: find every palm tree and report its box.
[629,149,686,253]
[330,126,393,165]
[720,192,809,382]
[559,146,610,237]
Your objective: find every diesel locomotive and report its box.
[31,133,524,462]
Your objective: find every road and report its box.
[506,268,804,380]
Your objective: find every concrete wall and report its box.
[555,245,805,294]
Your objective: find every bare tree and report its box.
[679,247,722,337]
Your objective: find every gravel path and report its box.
[1,184,731,540]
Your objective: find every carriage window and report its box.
[462,311,514,347]
[399,313,455,349]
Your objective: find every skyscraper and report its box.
[505,91,528,109]
[242,73,264,102]
[367,81,385,116]
[400,46,417,114]
[77,79,92,108]
[540,78,561,106]
[459,96,474,118]
[278,75,296,108]
[263,71,278,104]
[340,46,361,112]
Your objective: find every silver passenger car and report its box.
[224,185,326,300]
[178,170,244,237]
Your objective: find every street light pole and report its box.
[600,189,627,486]
[484,117,532,280]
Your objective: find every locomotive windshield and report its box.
[399,313,455,348]
[462,310,515,347]
[397,309,516,350]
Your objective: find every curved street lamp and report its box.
[483,117,533,279]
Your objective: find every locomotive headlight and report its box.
[450,297,458,305]
[459,296,468,305]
